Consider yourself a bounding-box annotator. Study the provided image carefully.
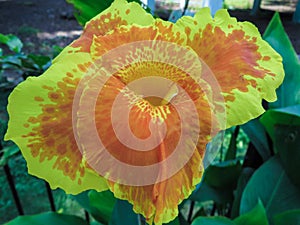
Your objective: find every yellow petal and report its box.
[5,52,108,194]
[177,8,284,128]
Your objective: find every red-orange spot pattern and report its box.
[71,13,128,53]
[22,63,91,184]
[187,24,276,101]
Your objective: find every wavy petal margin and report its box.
[5,52,108,194]
[69,0,154,53]
[176,8,284,127]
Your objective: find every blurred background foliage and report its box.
[1,0,300,225]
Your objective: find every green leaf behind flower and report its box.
[3,212,88,225]
[263,12,300,108]
[66,0,151,25]
[240,156,300,224]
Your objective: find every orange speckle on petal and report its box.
[28,117,39,123]
[42,85,54,91]
[185,27,191,36]
[126,9,130,14]
[49,92,60,100]
[66,72,74,78]
[34,96,44,102]
[24,73,86,183]
[77,64,88,72]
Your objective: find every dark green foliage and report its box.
[0,33,51,81]
[3,212,89,225]
[66,0,151,26]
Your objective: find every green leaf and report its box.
[274,124,300,189]
[234,200,269,225]
[73,190,116,225]
[192,216,235,225]
[231,168,255,218]
[190,161,241,205]
[88,190,116,224]
[263,12,300,108]
[1,54,23,68]
[204,161,242,189]
[109,200,139,225]
[241,119,270,161]
[66,0,151,26]
[274,209,300,225]
[0,33,9,44]
[73,191,92,211]
[240,156,300,224]
[28,54,51,70]
[0,34,23,53]
[3,212,88,225]
[260,105,300,142]
[190,182,232,204]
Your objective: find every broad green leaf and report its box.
[263,13,300,108]
[204,161,242,189]
[234,200,269,225]
[109,200,139,225]
[231,168,255,218]
[66,0,151,26]
[241,119,270,161]
[192,217,235,225]
[274,209,300,225]
[190,161,241,205]
[240,156,300,225]
[190,182,232,204]
[0,34,23,53]
[274,124,300,189]
[73,190,116,225]
[73,191,92,211]
[260,105,300,142]
[88,190,116,224]
[4,212,88,225]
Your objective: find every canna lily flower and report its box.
[5,0,283,224]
